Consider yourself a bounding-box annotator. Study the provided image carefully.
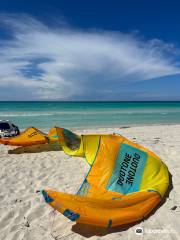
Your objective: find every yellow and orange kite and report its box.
[0,127,169,227]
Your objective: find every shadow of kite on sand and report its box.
[8,142,62,154]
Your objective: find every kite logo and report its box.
[107,144,147,194]
[117,152,141,186]
[28,131,38,138]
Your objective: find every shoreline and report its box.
[19,122,180,133]
[1,101,180,133]
[70,122,180,130]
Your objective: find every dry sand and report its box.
[0,124,180,240]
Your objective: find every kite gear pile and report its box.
[0,127,169,227]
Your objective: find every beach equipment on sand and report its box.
[42,127,169,227]
[0,127,48,146]
[0,125,169,226]
[0,125,169,227]
[0,126,75,147]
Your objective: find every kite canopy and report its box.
[0,126,169,227]
[42,128,169,227]
[0,127,49,146]
[0,126,81,148]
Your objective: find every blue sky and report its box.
[0,0,180,100]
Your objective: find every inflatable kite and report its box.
[0,127,169,227]
[0,127,48,146]
[42,127,169,227]
[0,127,59,146]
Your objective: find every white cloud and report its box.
[0,14,180,100]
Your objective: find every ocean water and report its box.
[0,101,180,131]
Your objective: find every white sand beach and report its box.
[0,124,180,240]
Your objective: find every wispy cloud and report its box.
[0,14,180,100]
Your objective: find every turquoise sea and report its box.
[0,101,180,131]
